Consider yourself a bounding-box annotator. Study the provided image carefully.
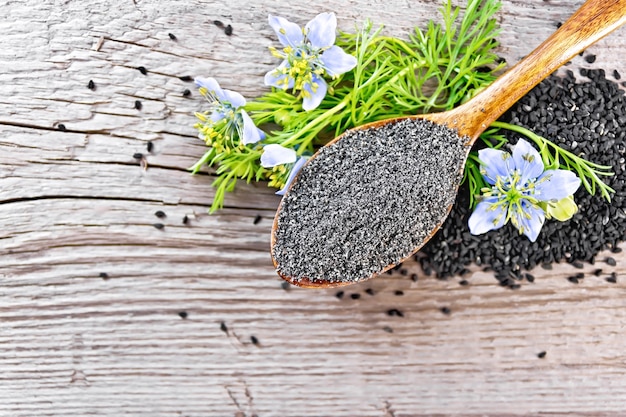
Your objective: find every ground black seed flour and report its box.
[273,118,468,284]
[419,67,625,285]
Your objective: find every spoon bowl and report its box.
[271,0,626,288]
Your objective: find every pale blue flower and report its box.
[468,139,581,242]
[265,12,357,111]
[195,77,265,145]
[261,144,308,195]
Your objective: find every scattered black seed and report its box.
[365,288,375,296]
[387,308,404,317]
[220,321,228,333]
[611,247,622,253]
[146,141,153,152]
[153,223,164,230]
[133,152,143,159]
[382,326,394,333]
[509,283,521,290]
[606,257,617,267]
[250,335,259,345]
[179,75,193,82]
[399,268,408,276]
[350,293,360,300]
[394,290,404,296]
[136,66,147,75]
[541,263,553,270]
[525,273,535,283]
[57,123,66,131]
[537,351,547,359]
[87,80,95,90]
[178,311,188,319]
[440,306,451,315]
[335,290,344,299]
[459,279,469,286]
[594,268,604,276]
[572,260,584,269]
[155,210,166,218]
[568,276,580,284]
[168,33,177,40]
[606,272,617,283]
[134,100,142,110]
[410,273,418,282]
[224,24,233,36]
[182,215,189,225]
[99,272,109,280]
[182,88,191,97]
[281,281,290,290]
[253,214,262,225]
[584,54,596,63]
[213,20,224,28]
[614,70,621,80]
[574,272,585,279]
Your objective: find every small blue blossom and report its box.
[195,77,265,146]
[265,12,357,111]
[468,139,581,242]
[261,144,308,195]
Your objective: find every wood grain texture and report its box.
[1,0,625,416]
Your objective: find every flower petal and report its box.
[195,77,246,108]
[512,200,545,242]
[264,61,295,89]
[305,12,336,49]
[195,76,221,92]
[468,197,507,235]
[477,148,512,185]
[210,111,226,122]
[240,111,264,145]
[512,139,544,184]
[268,15,303,47]
[277,157,308,195]
[302,75,327,111]
[260,144,297,168]
[221,89,246,108]
[534,169,581,201]
[320,45,357,77]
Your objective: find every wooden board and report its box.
[1,0,625,415]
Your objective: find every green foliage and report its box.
[193,0,506,212]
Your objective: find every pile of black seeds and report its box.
[418,67,625,285]
[272,118,468,284]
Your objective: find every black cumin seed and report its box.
[611,247,622,253]
[541,263,553,270]
[593,268,603,276]
[133,152,143,159]
[178,311,188,319]
[281,281,290,290]
[572,260,584,269]
[525,273,535,283]
[459,279,469,286]
[182,215,189,225]
[574,272,585,279]
[382,326,393,333]
[585,54,596,63]
[509,283,521,290]
[605,257,617,266]
[182,88,191,97]
[134,100,142,110]
[614,70,621,80]
[99,272,109,280]
[87,80,95,90]
[350,293,360,300]
[440,306,451,315]
[537,351,547,359]
[155,210,166,218]
[335,290,344,299]
[224,24,233,36]
[410,273,418,282]
[365,288,375,296]
[136,66,147,75]
[394,290,404,296]
[168,33,177,40]
[213,20,224,28]
[399,268,408,276]
[387,308,404,317]
[220,321,228,333]
[153,223,164,230]
[250,335,259,345]
[253,214,262,225]
[179,75,193,82]
[57,124,67,131]
[146,141,153,152]
[568,276,579,284]
[606,273,617,283]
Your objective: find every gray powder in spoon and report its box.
[272,118,469,284]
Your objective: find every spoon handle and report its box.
[453,0,626,141]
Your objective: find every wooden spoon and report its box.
[272,0,626,288]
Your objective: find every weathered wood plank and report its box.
[1,0,626,416]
